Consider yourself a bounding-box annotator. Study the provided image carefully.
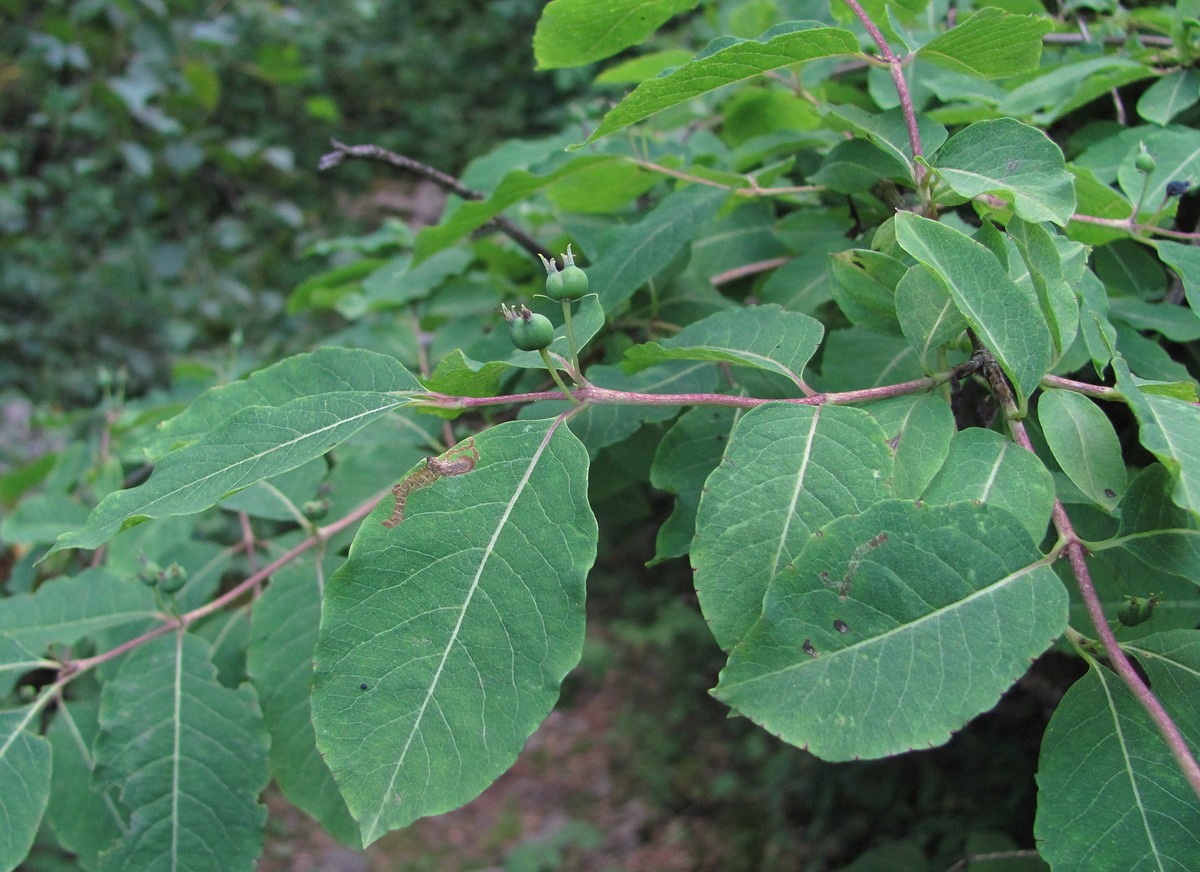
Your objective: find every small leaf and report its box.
[621,305,823,388]
[715,500,1066,760]
[895,212,1053,411]
[534,0,700,69]
[1156,240,1200,318]
[94,633,270,872]
[1137,69,1200,126]
[895,263,968,370]
[0,493,92,545]
[586,185,729,310]
[692,404,892,651]
[916,8,1051,79]
[920,428,1055,542]
[1006,217,1080,355]
[829,250,907,335]
[1089,465,1200,582]
[650,406,738,563]
[822,105,948,179]
[1037,389,1126,510]
[247,559,358,847]
[312,420,597,844]
[414,156,613,260]
[581,22,858,145]
[869,394,956,500]
[1034,659,1200,871]
[0,706,52,872]
[53,391,421,554]
[930,118,1076,226]
[0,568,157,654]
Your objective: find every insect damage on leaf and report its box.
[383,438,480,528]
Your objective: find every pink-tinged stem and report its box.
[1009,418,1200,799]
[60,492,384,679]
[840,0,923,179]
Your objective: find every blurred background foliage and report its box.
[0,0,584,406]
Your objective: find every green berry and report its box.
[1118,593,1159,627]
[503,304,555,351]
[1135,149,1156,174]
[558,244,588,300]
[539,253,566,300]
[158,563,188,594]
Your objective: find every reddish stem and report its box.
[1009,418,1200,799]
[422,374,943,412]
[840,0,923,179]
[60,492,384,679]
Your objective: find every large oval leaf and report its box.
[714,500,1067,760]
[1035,656,1200,872]
[311,420,597,844]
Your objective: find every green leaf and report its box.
[1110,297,1200,343]
[0,568,157,654]
[1006,217,1081,356]
[145,348,422,458]
[1001,57,1154,123]
[94,633,270,872]
[1034,659,1200,871]
[650,405,739,563]
[1156,241,1200,317]
[621,305,823,388]
[930,118,1077,226]
[1124,373,1200,517]
[869,394,956,500]
[829,250,907,335]
[0,492,91,545]
[1037,389,1127,511]
[53,390,421,554]
[414,156,613,260]
[810,138,911,193]
[915,8,1051,79]
[1117,128,1200,214]
[0,706,52,872]
[534,0,700,69]
[595,49,696,85]
[920,428,1056,542]
[1137,69,1200,126]
[360,248,473,310]
[45,701,124,869]
[219,457,327,522]
[247,559,358,847]
[715,500,1066,760]
[312,420,597,844]
[815,327,925,392]
[1088,465,1200,582]
[692,404,892,651]
[895,263,968,370]
[581,22,858,145]
[895,212,1053,411]
[586,185,729,310]
[1125,630,1200,738]
[822,105,948,180]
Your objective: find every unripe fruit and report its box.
[502,304,555,351]
[539,254,566,299]
[559,244,588,300]
[1118,593,1158,627]
[158,563,189,594]
[1135,149,1156,174]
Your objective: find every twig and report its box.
[840,0,923,181]
[944,849,1042,872]
[1007,416,1200,800]
[711,257,790,286]
[319,139,553,261]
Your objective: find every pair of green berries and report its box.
[504,245,589,352]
